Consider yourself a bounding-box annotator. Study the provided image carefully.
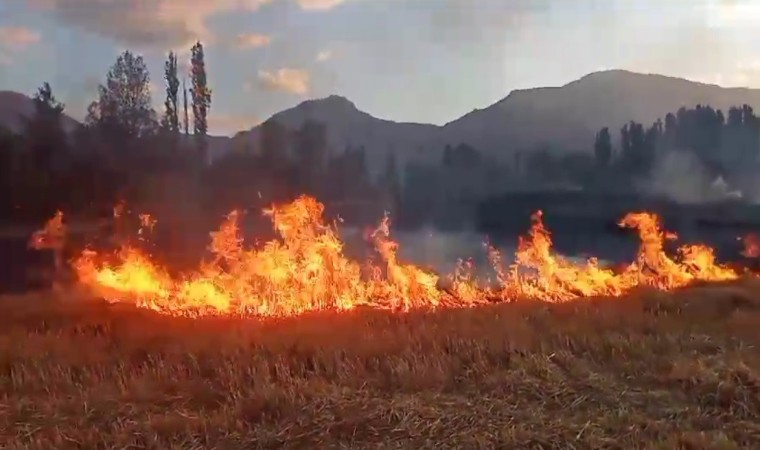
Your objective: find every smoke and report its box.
[338,225,616,281]
[394,226,500,276]
[641,150,742,204]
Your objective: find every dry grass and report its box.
[2,281,760,449]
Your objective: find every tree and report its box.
[27,82,67,166]
[381,151,402,215]
[0,125,21,215]
[190,41,212,163]
[91,50,157,139]
[293,120,328,194]
[259,119,289,170]
[593,127,612,168]
[620,123,631,160]
[32,82,65,117]
[161,51,180,134]
[183,78,190,136]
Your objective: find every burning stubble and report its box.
[28,195,750,318]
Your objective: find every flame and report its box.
[28,210,66,251]
[24,196,743,318]
[742,234,760,258]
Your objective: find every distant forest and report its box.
[2,44,760,231]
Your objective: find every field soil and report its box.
[2,281,760,449]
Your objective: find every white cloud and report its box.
[296,0,346,11]
[315,49,333,62]
[258,68,310,95]
[235,33,272,50]
[695,60,760,88]
[707,0,760,29]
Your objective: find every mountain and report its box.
[0,90,80,134]
[0,90,233,160]
[6,70,760,169]
[233,70,760,171]
[231,95,440,172]
[442,70,760,155]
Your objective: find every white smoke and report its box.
[642,150,742,204]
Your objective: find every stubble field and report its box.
[1,280,760,449]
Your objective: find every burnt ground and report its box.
[1,281,760,449]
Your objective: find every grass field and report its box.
[2,281,760,449]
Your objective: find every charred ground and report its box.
[2,281,760,449]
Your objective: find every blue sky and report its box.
[1,0,759,135]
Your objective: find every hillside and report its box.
[0,90,80,134]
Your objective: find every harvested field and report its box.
[2,281,760,449]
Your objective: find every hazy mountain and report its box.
[232,95,440,172]
[233,70,760,171]
[6,70,760,169]
[0,90,80,134]
[442,70,760,156]
[0,90,233,160]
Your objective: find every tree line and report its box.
[0,40,405,228]
[0,43,214,224]
[2,42,760,231]
[592,104,760,188]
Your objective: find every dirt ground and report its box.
[1,280,760,449]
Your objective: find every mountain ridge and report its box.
[0,90,80,134]
[4,70,760,170]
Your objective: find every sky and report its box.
[1,0,759,135]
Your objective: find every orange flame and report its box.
[28,196,741,318]
[28,210,66,252]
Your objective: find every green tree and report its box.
[593,127,612,168]
[161,51,180,134]
[190,41,212,162]
[91,50,157,139]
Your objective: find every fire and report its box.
[742,234,760,258]
[28,196,745,318]
[28,210,66,252]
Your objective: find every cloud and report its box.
[0,26,41,50]
[24,0,275,49]
[296,0,346,11]
[209,112,261,135]
[23,0,346,49]
[0,26,41,66]
[315,49,333,62]
[695,59,760,88]
[708,0,760,29]
[235,33,272,50]
[257,68,310,95]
